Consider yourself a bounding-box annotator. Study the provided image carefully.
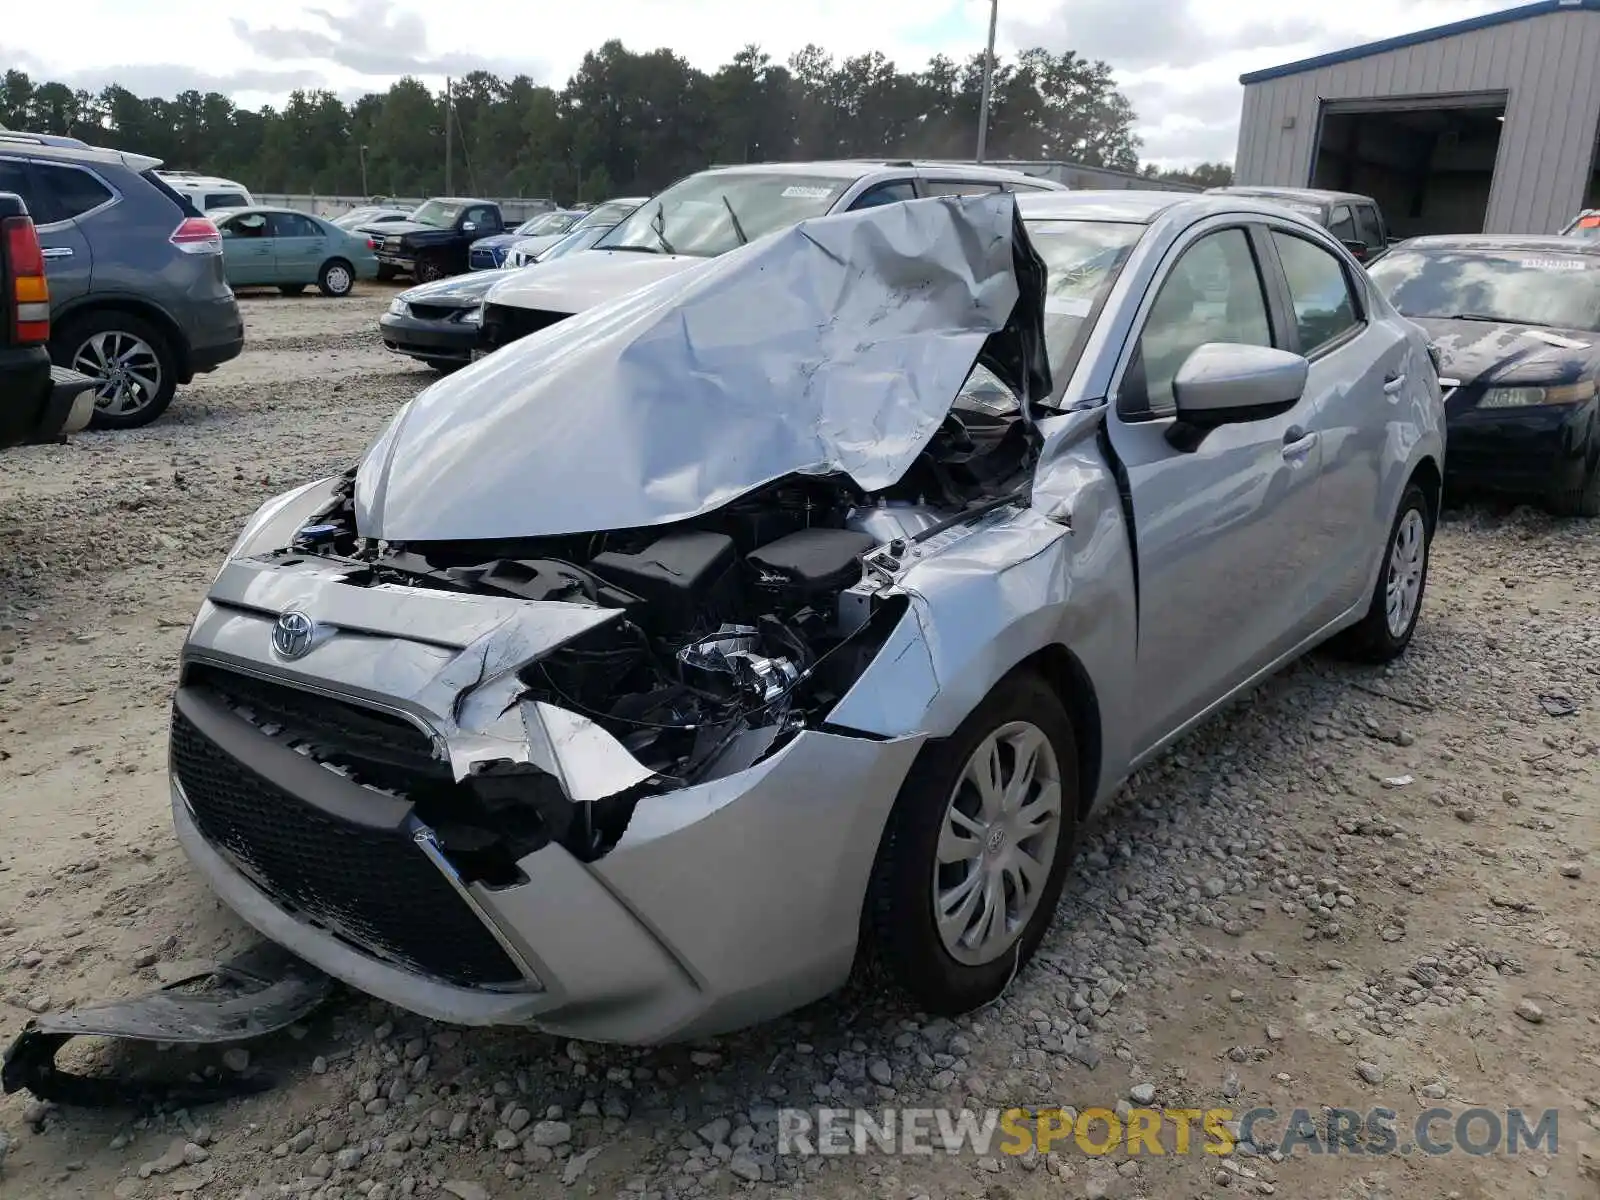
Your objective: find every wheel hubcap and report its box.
[72,331,162,415]
[1385,508,1427,638]
[328,267,351,292]
[933,720,1063,966]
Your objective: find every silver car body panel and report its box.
[355,194,1026,543]
[174,190,1445,1042]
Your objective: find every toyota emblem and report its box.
[271,610,317,660]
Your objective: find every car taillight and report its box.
[170,216,222,255]
[2,214,51,344]
[367,237,376,250]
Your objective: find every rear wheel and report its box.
[318,259,355,297]
[1549,460,1600,518]
[1328,481,1431,662]
[866,672,1079,1015]
[53,311,178,431]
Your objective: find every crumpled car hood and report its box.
[1412,316,1600,386]
[483,250,706,315]
[355,192,1049,543]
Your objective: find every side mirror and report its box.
[1172,343,1309,425]
[462,221,477,233]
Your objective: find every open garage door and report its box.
[1311,93,1507,238]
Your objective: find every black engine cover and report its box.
[746,528,877,606]
[589,531,738,631]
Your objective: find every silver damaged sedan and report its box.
[172,191,1445,1043]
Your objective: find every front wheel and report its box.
[1328,481,1431,662]
[414,256,446,284]
[376,265,398,282]
[318,259,355,297]
[866,672,1079,1015]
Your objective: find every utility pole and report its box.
[359,143,369,197]
[976,0,998,164]
[444,77,453,194]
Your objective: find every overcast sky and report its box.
[4,0,1507,167]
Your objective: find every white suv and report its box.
[156,171,255,211]
[477,160,1064,352]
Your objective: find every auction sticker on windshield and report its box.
[1521,258,1590,270]
[782,186,835,199]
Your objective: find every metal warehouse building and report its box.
[1233,0,1600,237]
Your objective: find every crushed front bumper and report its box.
[170,582,922,1042]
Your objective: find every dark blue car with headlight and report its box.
[468,210,582,271]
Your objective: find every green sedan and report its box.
[211,207,380,297]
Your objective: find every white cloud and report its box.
[7,0,1507,166]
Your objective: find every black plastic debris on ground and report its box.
[2,943,333,1108]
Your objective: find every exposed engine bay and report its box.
[245,372,1033,868]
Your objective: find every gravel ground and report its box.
[1,286,1597,1200]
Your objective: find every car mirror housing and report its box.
[1171,342,1308,425]
[462,222,477,233]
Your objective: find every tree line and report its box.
[0,41,1232,205]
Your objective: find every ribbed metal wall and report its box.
[1235,10,1600,234]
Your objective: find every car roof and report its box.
[1208,186,1376,206]
[427,196,496,205]
[0,135,161,173]
[1015,189,1323,225]
[1391,233,1600,255]
[161,173,248,188]
[694,159,1062,186]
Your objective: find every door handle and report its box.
[1282,427,1318,460]
[41,246,73,259]
[1383,373,1405,396]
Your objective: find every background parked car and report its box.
[333,205,413,232]
[1560,209,1600,240]
[480,162,1065,350]
[469,209,583,270]
[0,135,243,430]
[212,207,379,297]
[155,170,254,211]
[503,197,646,267]
[1367,234,1600,516]
[1206,186,1390,262]
[372,197,505,282]
[380,219,626,372]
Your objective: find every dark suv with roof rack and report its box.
[1206,187,1391,263]
[0,131,244,429]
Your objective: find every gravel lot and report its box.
[1,287,1597,1200]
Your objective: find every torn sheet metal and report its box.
[522,700,656,802]
[2,944,332,1108]
[354,192,1049,542]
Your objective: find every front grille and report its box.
[171,693,525,989]
[480,303,570,349]
[406,302,465,323]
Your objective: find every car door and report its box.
[218,213,274,285]
[268,212,324,284]
[1261,224,1406,625]
[1103,221,1325,756]
[0,156,98,308]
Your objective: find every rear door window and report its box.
[30,163,114,224]
[205,192,248,209]
[0,157,42,218]
[847,180,916,210]
[269,212,322,238]
[1270,231,1362,354]
[1328,204,1357,242]
[1353,205,1383,251]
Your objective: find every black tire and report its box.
[376,265,398,282]
[1328,481,1432,663]
[52,310,178,431]
[1549,461,1600,518]
[278,284,307,296]
[414,256,446,284]
[865,671,1080,1015]
[318,259,355,297]
[422,358,464,374]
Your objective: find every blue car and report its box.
[468,209,582,270]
